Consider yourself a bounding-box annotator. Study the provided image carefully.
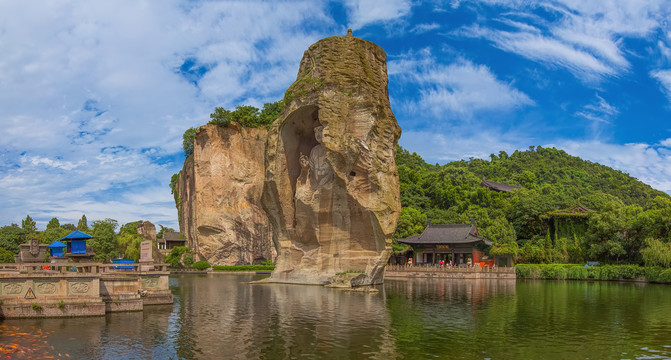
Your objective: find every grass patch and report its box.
[57,300,65,309]
[32,303,42,311]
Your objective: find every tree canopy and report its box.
[394,145,671,265]
[181,100,285,157]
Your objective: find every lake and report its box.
[2,273,671,359]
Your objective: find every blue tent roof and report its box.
[60,230,93,241]
[47,240,67,248]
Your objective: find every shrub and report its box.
[57,300,65,309]
[644,266,663,282]
[165,246,191,268]
[192,260,211,270]
[658,269,671,283]
[32,303,42,311]
[566,266,588,280]
[183,256,194,267]
[539,264,567,279]
[516,264,541,279]
[212,264,275,271]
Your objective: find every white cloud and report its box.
[344,0,413,30]
[651,69,671,102]
[574,94,618,139]
[557,140,671,193]
[456,24,617,81]
[0,1,337,229]
[410,23,441,34]
[453,1,671,83]
[390,53,533,119]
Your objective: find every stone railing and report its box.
[0,262,169,275]
[386,264,516,274]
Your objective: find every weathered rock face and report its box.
[262,31,401,286]
[177,123,274,265]
[136,221,162,263]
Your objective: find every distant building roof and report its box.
[60,230,93,241]
[398,220,492,246]
[480,177,520,192]
[163,231,186,242]
[47,240,67,248]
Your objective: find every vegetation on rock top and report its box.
[181,100,285,157]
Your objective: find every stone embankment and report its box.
[0,263,172,318]
[385,265,517,280]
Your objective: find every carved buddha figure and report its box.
[297,125,333,191]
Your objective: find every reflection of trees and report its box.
[384,278,517,359]
[384,279,671,359]
[7,276,671,359]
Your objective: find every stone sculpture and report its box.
[261,30,401,286]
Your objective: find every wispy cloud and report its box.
[651,69,671,102]
[455,24,618,81]
[410,23,441,34]
[574,94,618,139]
[390,52,533,119]
[453,1,671,83]
[344,0,413,30]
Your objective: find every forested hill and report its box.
[394,145,671,265]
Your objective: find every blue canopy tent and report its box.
[60,230,93,255]
[47,240,67,257]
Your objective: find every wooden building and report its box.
[397,220,511,268]
[158,231,187,251]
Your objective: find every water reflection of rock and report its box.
[174,274,398,358]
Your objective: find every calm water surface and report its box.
[2,274,671,359]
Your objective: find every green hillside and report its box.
[395,146,671,266]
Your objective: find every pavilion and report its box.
[397,220,512,268]
[60,230,96,262]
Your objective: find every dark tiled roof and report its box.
[480,177,520,192]
[398,223,492,246]
[163,231,186,242]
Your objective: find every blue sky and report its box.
[2,0,671,230]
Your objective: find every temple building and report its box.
[158,231,187,254]
[480,177,520,192]
[397,220,513,268]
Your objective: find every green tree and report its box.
[21,215,36,233]
[641,238,671,267]
[182,127,197,157]
[0,224,27,253]
[90,219,119,262]
[46,217,60,230]
[77,214,89,231]
[117,221,145,261]
[40,221,69,245]
[157,225,175,239]
[259,100,285,126]
[0,247,15,262]
[394,207,427,240]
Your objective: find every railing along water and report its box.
[386,264,516,273]
[0,262,169,274]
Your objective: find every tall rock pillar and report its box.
[262,31,401,286]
